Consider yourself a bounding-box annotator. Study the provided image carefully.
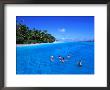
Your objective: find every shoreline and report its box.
[16,41,66,47]
[16,41,94,47]
[16,42,64,47]
[16,42,55,47]
[16,43,41,47]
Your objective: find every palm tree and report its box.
[16,23,56,44]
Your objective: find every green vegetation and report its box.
[16,23,56,44]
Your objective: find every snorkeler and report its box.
[67,55,71,58]
[50,56,54,61]
[58,56,66,63]
[77,60,82,67]
[61,57,65,63]
[58,56,62,61]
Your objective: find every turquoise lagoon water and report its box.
[16,41,94,74]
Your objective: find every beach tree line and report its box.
[16,23,56,44]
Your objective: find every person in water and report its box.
[58,56,64,62]
[67,55,71,58]
[78,60,82,67]
[50,56,54,61]
[61,57,65,63]
[58,56,62,61]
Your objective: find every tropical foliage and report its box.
[16,23,56,44]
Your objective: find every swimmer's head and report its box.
[51,56,54,58]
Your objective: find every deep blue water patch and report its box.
[16,42,94,74]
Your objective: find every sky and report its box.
[16,16,94,41]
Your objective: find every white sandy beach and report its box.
[16,43,41,47]
[16,41,67,47]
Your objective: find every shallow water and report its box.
[16,41,94,74]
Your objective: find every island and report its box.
[16,23,56,44]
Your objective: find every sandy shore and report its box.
[16,42,61,47]
[16,43,41,47]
